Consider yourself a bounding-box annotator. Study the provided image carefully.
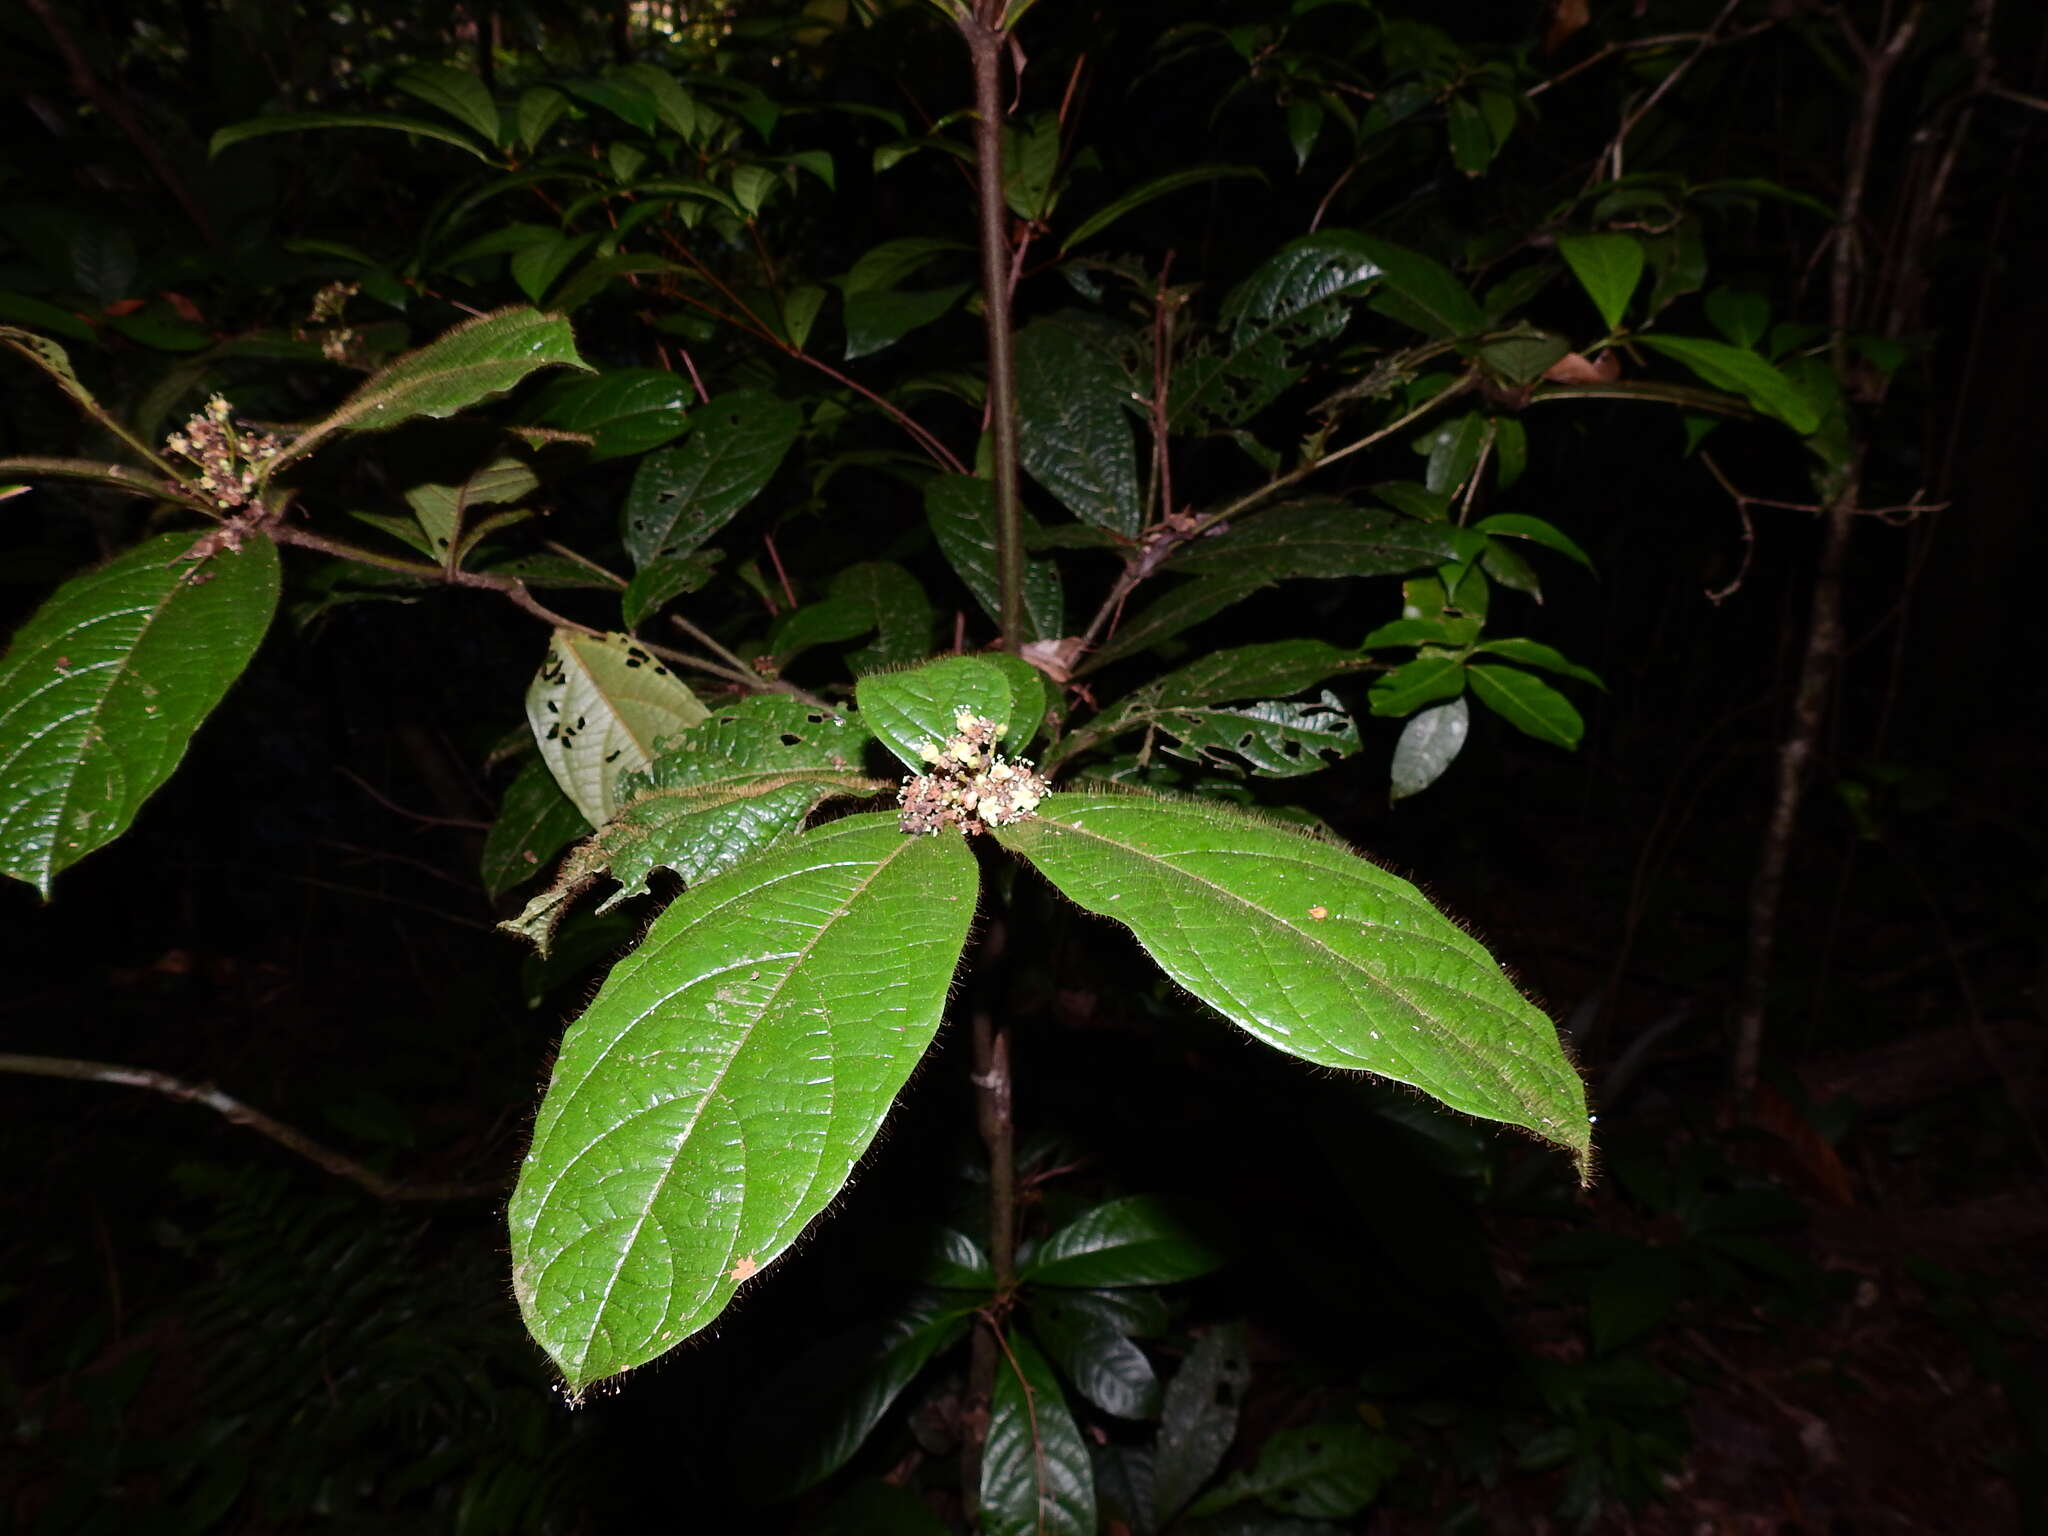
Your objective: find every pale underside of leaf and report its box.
[508,815,978,1389]
[997,795,1589,1170]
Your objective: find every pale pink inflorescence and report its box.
[164,395,284,512]
[898,710,1048,836]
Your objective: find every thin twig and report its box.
[0,1053,502,1201]
[542,540,628,588]
[336,767,492,831]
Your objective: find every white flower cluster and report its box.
[898,710,1048,836]
[163,395,283,512]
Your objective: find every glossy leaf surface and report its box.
[509,815,978,1389]
[1389,697,1469,802]
[997,795,1591,1171]
[1466,663,1585,749]
[855,654,1049,772]
[981,1331,1096,1536]
[1024,1196,1232,1288]
[526,630,709,825]
[0,534,278,897]
[1153,1322,1252,1528]
[1170,502,1458,583]
[924,475,1065,642]
[1027,1292,1162,1420]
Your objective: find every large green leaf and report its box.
[1185,1423,1401,1522]
[531,367,693,461]
[480,755,588,898]
[923,475,1065,643]
[1169,502,1459,583]
[996,795,1591,1171]
[1221,234,1385,346]
[395,63,503,146]
[1014,321,1142,537]
[273,308,590,470]
[981,1331,1097,1536]
[1060,165,1265,254]
[0,533,278,897]
[525,630,709,825]
[620,390,803,569]
[1024,1196,1232,1288]
[829,562,935,672]
[855,654,1049,773]
[510,816,977,1389]
[733,1291,978,1503]
[1155,641,1362,706]
[1465,663,1585,749]
[842,285,970,361]
[1352,235,1484,339]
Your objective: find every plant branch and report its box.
[0,1053,501,1200]
[961,11,1027,650]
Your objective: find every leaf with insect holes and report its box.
[0,533,278,897]
[272,308,590,471]
[507,814,978,1389]
[620,390,802,569]
[1014,320,1142,537]
[996,793,1591,1173]
[526,629,708,825]
[1154,692,1361,778]
[855,653,1049,772]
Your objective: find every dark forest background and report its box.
[1,0,2044,1531]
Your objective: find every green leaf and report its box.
[481,756,588,898]
[559,77,656,135]
[839,237,971,296]
[831,562,935,672]
[1187,1424,1401,1521]
[981,1331,1096,1536]
[621,390,802,568]
[1465,663,1584,749]
[1367,656,1466,716]
[0,533,278,897]
[1389,697,1468,803]
[1634,335,1819,434]
[615,62,700,140]
[1472,513,1594,572]
[1478,330,1571,387]
[734,1291,976,1503]
[517,86,569,150]
[1024,1196,1231,1287]
[510,232,598,304]
[209,111,494,161]
[0,291,95,342]
[598,697,882,902]
[1352,235,1483,339]
[769,598,874,669]
[1170,502,1459,583]
[1029,1293,1161,1420]
[1155,693,1359,778]
[1061,165,1265,254]
[526,630,709,825]
[996,795,1591,1169]
[923,475,1066,643]
[1705,286,1769,350]
[395,63,502,145]
[533,368,694,461]
[274,308,590,470]
[1014,321,1142,537]
[508,815,978,1389]
[1221,234,1385,346]
[1001,114,1062,222]
[1152,1323,1252,1528]
[1081,574,1263,672]
[1155,641,1361,706]
[621,551,721,630]
[1416,413,1488,497]
[842,285,970,361]
[855,654,1049,773]
[403,456,537,565]
[1555,233,1644,334]
[1473,638,1604,690]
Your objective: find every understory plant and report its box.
[0,0,1873,1524]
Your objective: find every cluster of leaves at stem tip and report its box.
[0,1,1860,1507]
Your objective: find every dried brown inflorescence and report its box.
[897,710,1048,837]
[163,395,284,513]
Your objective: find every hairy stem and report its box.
[961,13,1026,650]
